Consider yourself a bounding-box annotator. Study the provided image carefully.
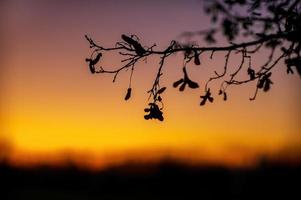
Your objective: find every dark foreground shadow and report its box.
[0,160,300,200]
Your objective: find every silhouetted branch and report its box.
[84,0,300,121]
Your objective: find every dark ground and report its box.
[0,160,300,200]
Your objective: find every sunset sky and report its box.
[1,0,300,169]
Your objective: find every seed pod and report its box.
[133,44,146,56]
[247,68,255,80]
[263,82,270,92]
[223,92,227,101]
[194,54,201,65]
[263,80,272,92]
[200,89,214,106]
[287,66,294,74]
[121,34,137,46]
[179,82,186,91]
[173,79,184,88]
[144,114,151,120]
[90,53,102,65]
[157,87,167,94]
[200,98,206,106]
[157,115,164,121]
[296,65,301,76]
[89,63,95,74]
[187,80,199,89]
[257,79,264,89]
[121,34,145,56]
[124,88,132,100]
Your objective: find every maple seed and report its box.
[179,82,187,91]
[200,89,214,106]
[194,53,201,65]
[173,79,184,88]
[223,92,227,101]
[263,79,273,92]
[91,53,102,65]
[121,34,136,45]
[187,80,199,89]
[121,34,146,56]
[124,88,132,100]
[257,72,273,92]
[247,68,256,80]
[143,103,164,121]
[157,87,167,94]
[85,52,102,74]
[257,79,264,89]
[88,62,95,74]
[173,67,199,91]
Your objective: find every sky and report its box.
[0,0,300,169]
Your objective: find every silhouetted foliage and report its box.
[124,87,132,101]
[173,67,199,91]
[200,89,214,106]
[85,0,300,121]
[144,103,164,121]
[85,52,102,74]
[2,161,301,199]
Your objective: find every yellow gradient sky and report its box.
[1,0,300,169]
